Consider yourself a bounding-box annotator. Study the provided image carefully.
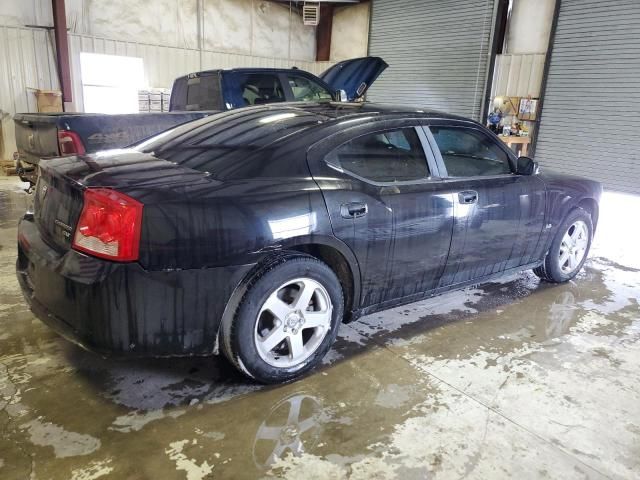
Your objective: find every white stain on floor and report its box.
[110,408,186,433]
[70,459,114,480]
[20,418,101,458]
[165,439,214,480]
[352,287,486,339]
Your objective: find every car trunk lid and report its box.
[34,150,214,253]
[34,164,84,252]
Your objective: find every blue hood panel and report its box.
[319,57,388,101]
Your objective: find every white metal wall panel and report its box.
[0,27,59,115]
[0,26,60,160]
[367,0,495,120]
[67,33,331,113]
[535,0,640,195]
[0,25,333,116]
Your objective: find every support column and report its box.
[315,4,334,62]
[52,0,72,105]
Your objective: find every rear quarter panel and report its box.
[126,178,336,271]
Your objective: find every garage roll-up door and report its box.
[535,0,640,195]
[367,0,495,120]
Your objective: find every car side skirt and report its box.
[349,260,544,321]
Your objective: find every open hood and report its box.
[319,56,388,101]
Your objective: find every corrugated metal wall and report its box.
[491,54,546,98]
[67,33,333,113]
[535,0,640,195]
[0,27,59,116]
[0,25,334,159]
[367,0,496,120]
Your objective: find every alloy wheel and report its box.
[254,277,333,368]
[558,220,588,274]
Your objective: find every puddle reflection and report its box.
[253,393,325,468]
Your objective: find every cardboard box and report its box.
[36,90,63,113]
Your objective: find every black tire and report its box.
[221,253,343,384]
[534,208,593,283]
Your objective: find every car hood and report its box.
[319,56,388,101]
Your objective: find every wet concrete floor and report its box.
[0,176,639,479]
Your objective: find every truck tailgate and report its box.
[14,113,60,165]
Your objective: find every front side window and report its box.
[239,74,285,106]
[430,126,512,177]
[287,75,333,102]
[325,128,429,183]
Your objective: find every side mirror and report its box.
[516,156,539,175]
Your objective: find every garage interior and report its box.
[1,0,639,479]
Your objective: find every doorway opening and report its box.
[79,53,144,113]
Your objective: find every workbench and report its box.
[498,135,531,156]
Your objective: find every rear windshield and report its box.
[170,74,222,111]
[135,107,327,178]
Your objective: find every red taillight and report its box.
[58,130,86,156]
[18,232,31,252]
[72,188,143,262]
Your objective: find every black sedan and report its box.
[16,103,602,383]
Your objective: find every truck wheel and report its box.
[221,254,343,384]
[534,208,593,283]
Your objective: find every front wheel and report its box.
[221,254,343,384]
[533,208,593,283]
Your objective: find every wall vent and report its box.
[303,3,320,26]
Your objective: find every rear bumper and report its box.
[17,216,254,356]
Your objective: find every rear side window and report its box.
[170,74,222,111]
[287,75,333,102]
[239,74,285,106]
[170,78,187,110]
[325,128,429,183]
[430,126,512,177]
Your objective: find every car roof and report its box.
[244,101,478,128]
[178,67,318,78]
[137,102,481,181]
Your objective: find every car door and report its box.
[307,121,454,309]
[424,123,546,287]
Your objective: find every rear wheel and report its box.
[534,208,593,283]
[221,254,343,384]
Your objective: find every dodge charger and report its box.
[16,103,602,383]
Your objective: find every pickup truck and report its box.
[14,56,387,184]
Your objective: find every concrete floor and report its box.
[0,176,639,480]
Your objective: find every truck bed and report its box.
[14,111,210,180]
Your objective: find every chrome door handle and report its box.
[340,202,368,219]
[458,190,478,204]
